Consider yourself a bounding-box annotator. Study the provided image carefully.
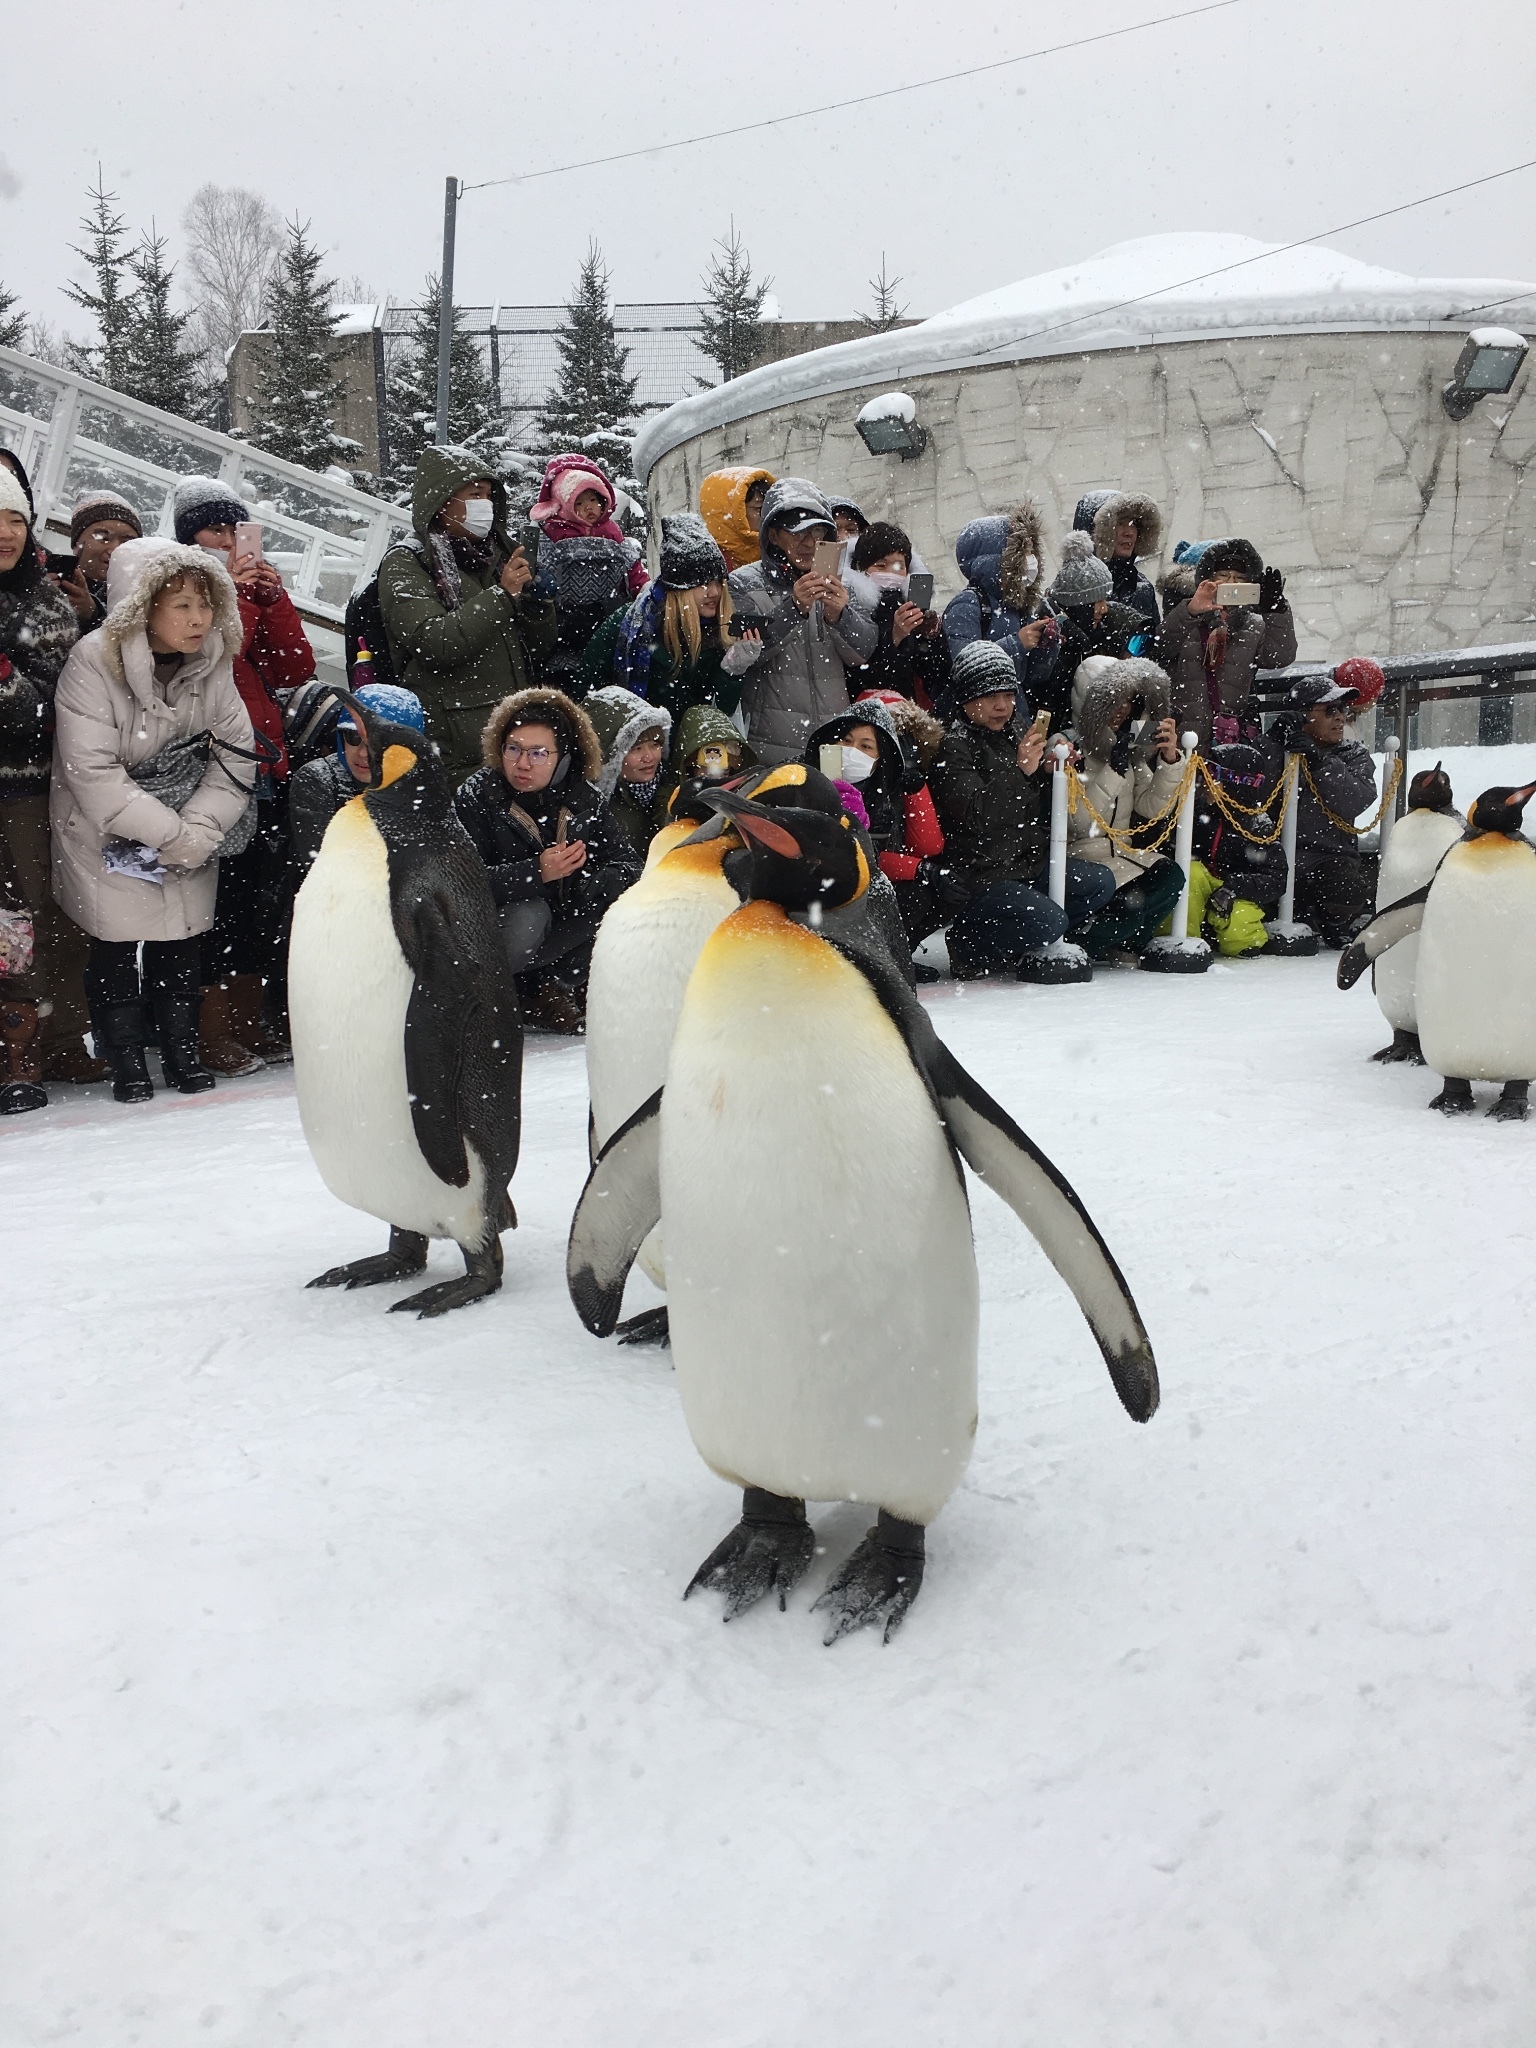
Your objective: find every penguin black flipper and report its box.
[823,931,1159,1423]
[1337,882,1433,991]
[394,865,524,1203]
[567,1088,664,1337]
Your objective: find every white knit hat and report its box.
[0,469,31,522]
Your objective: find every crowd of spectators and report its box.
[0,437,1385,1112]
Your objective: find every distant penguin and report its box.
[1340,778,1536,1120]
[568,765,1158,1642]
[584,780,749,1343]
[1370,763,1464,1064]
[289,691,524,1313]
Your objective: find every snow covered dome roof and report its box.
[634,233,1536,479]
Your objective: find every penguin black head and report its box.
[333,688,452,819]
[1466,780,1536,837]
[701,765,870,912]
[1408,761,1455,813]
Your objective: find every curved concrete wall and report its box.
[645,331,1536,678]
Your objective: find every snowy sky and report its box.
[5,0,1534,336]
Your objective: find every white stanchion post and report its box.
[1264,748,1319,954]
[1169,730,1198,940]
[1378,736,1400,863]
[1047,740,1069,908]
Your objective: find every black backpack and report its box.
[1192,742,1288,906]
[344,572,401,687]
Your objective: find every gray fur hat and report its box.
[1078,656,1172,760]
[1091,490,1164,563]
[1048,531,1114,607]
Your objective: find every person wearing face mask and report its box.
[579,514,763,722]
[378,446,557,784]
[843,521,952,709]
[941,500,1061,716]
[802,701,907,855]
[584,686,676,854]
[452,686,641,1035]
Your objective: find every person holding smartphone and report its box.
[842,521,952,711]
[726,477,876,765]
[1158,536,1296,753]
[51,490,144,630]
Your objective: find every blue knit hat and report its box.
[337,682,426,760]
[1172,539,1214,568]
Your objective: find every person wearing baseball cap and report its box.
[1262,667,1380,947]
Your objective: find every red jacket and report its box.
[878,784,944,883]
[234,583,314,781]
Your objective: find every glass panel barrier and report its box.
[0,359,61,424]
[76,397,217,475]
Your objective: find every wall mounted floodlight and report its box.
[1442,327,1528,422]
[855,390,928,460]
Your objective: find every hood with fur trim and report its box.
[954,500,1045,612]
[481,685,603,783]
[585,685,674,799]
[699,465,776,570]
[100,537,242,687]
[1092,492,1164,564]
[1077,656,1172,760]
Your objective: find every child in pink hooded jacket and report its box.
[529,455,649,692]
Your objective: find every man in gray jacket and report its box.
[727,478,876,764]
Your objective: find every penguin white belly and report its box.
[1416,839,1536,1080]
[1374,811,1463,1032]
[586,846,738,1287]
[289,801,487,1243]
[660,903,979,1527]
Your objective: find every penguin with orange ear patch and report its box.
[289,692,523,1315]
[569,766,1158,1643]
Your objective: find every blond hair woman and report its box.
[578,513,762,723]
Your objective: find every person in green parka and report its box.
[377,446,558,781]
[584,685,675,854]
[578,512,764,722]
[658,700,760,821]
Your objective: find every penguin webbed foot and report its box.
[684,1490,814,1619]
[616,1305,670,1348]
[390,1237,503,1319]
[1489,1081,1529,1123]
[308,1227,429,1291]
[1428,1078,1474,1116]
[813,1512,926,1646]
[1371,1029,1423,1066]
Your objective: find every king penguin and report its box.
[1340,778,1536,1119]
[567,766,1158,1643]
[289,691,524,1313]
[583,781,748,1344]
[1370,763,1464,1065]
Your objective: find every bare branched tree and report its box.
[181,183,283,361]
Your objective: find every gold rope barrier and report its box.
[1297,749,1403,837]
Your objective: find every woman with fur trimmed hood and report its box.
[941,500,1062,709]
[50,538,255,1101]
[1159,536,1297,754]
[1074,489,1164,626]
[584,685,674,853]
[452,686,641,1034]
[1066,656,1188,961]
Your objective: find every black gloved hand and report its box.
[1258,566,1286,613]
[1268,710,1303,752]
[1207,885,1235,922]
[918,858,974,913]
[1108,730,1133,777]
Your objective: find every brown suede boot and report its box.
[225,971,292,1064]
[0,996,48,1114]
[198,983,264,1076]
[41,1037,111,1084]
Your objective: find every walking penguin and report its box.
[567,765,1158,1642]
[1340,778,1536,1119]
[289,688,524,1313]
[1369,763,1463,1065]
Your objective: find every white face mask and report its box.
[866,570,909,594]
[839,746,876,784]
[458,497,495,539]
[1023,553,1039,583]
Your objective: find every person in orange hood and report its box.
[698,465,775,571]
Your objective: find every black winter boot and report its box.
[153,992,215,1094]
[98,1000,155,1104]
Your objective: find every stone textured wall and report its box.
[227,329,387,475]
[647,332,1536,741]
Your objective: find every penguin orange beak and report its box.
[700,785,803,859]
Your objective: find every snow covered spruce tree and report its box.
[121,232,202,418]
[697,221,770,384]
[64,176,140,389]
[0,284,26,350]
[385,276,506,500]
[249,217,344,472]
[536,244,639,486]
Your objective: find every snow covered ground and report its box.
[5,951,1533,2047]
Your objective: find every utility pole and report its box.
[435,176,460,445]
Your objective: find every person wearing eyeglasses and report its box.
[452,685,641,1035]
[51,490,144,631]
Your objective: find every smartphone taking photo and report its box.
[232,520,264,573]
[906,571,935,612]
[1216,580,1260,607]
[811,539,843,581]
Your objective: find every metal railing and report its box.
[1254,641,1536,814]
[0,345,410,639]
